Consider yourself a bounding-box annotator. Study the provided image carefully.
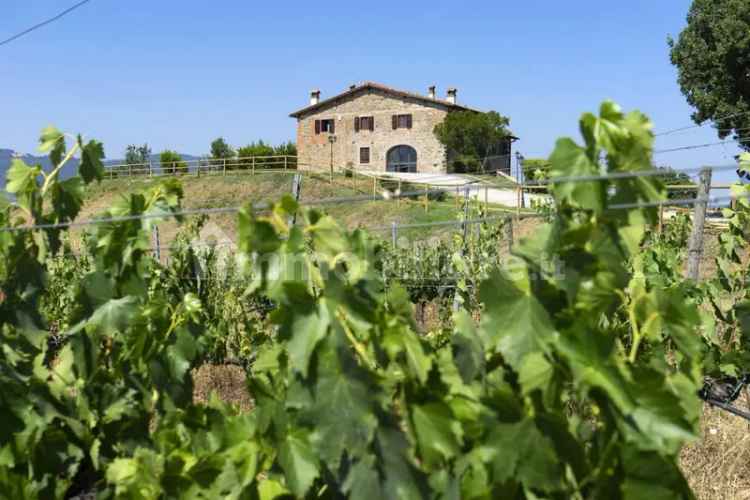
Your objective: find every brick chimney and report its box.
[428,85,436,99]
[310,89,321,105]
[446,88,457,104]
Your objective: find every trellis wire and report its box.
[0,183,488,233]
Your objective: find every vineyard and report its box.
[3,102,750,499]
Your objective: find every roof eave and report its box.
[288,82,483,118]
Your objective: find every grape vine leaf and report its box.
[479,269,554,368]
[278,429,319,498]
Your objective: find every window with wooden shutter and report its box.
[360,147,370,164]
[356,116,374,132]
[395,114,412,129]
[319,119,335,133]
[315,120,321,135]
[392,115,398,130]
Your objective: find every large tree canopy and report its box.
[669,0,750,148]
[433,110,511,171]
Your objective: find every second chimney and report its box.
[428,85,436,99]
[446,87,457,104]
[310,89,321,105]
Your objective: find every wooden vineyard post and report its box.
[372,177,377,197]
[516,185,521,219]
[287,173,303,227]
[152,225,161,263]
[462,185,470,244]
[223,158,227,176]
[685,167,712,281]
[485,185,489,212]
[252,157,256,176]
[391,222,398,247]
[397,180,402,207]
[424,185,429,212]
[658,203,664,233]
[455,186,459,209]
[504,216,514,252]
[285,156,288,171]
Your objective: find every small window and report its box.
[355,116,374,132]
[392,114,413,130]
[315,119,335,134]
[360,147,370,164]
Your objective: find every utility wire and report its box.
[654,138,750,155]
[0,0,92,48]
[654,110,750,137]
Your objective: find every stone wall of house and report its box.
[295,88,450,173]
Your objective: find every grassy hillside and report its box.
[79,171,524,249]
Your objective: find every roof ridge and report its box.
[289,82,481,118]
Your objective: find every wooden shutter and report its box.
[369,116,375,131]
[330,120,335,134]
[406,114,413,129]
[392,115,398,130]
[315,120,321,135]
[354,117,360,132]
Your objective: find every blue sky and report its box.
[1,0,742,180]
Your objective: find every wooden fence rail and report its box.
[104,155,298,179]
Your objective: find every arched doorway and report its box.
[386,145,417,172]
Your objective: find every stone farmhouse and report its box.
[289,82,515,174]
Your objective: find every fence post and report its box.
[373,177,376,197]
[397,179,402,207]
[288,173,303,227]
[685,167,712,281]
[252,157,256,176]
[504,216,514,253]
[152,225,161,262]
[424,185,429,212]
[285,156,288,171]
[658,204,664,233]
[391,222,398,247]
[455,185,459,209]
[462,185,470,244]
[484,185,489,211]
[516,185,521,219]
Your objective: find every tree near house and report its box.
[274,141,297,157]
[160,150,187,175]
[656,166,697,200]
[237,140,276,169]
[124,143,151,175]
[521,157,552,181]
[669,0,750,148]
[210,137,235,160]
[434,110,512,173]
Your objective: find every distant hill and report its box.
[0,149,201,184]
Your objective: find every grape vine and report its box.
[0,105,742,498]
